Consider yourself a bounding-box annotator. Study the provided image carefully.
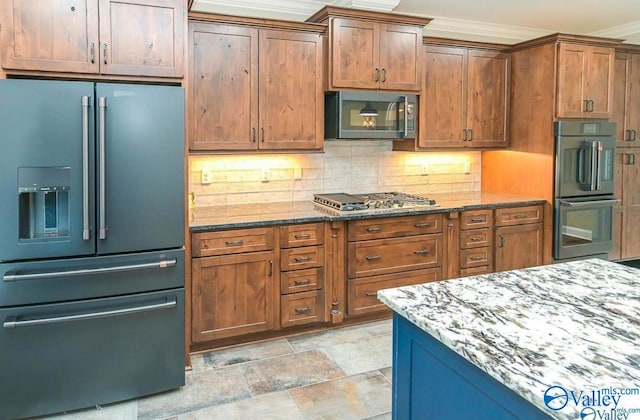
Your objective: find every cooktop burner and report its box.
[313,191,438,214]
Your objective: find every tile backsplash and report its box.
[189,140,481,207]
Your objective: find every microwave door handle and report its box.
[81,96,91,240]
[98,97,107,240]
[402,96,408,138]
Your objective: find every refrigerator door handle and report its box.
[82,96,91,240]
[3,299,177,328]
[3,259,177,282]
[98,96,108,240]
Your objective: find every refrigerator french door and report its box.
[0,79,185,419]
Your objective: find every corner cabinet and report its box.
[307,6,431,92]
[556,43,615,119]
[1,0,185,78]
[188,15,324,152]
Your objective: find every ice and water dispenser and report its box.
[18,167,71,241]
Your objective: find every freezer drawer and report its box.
[0,249,184,307]
[0,289,185,420]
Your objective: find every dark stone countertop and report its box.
[189,192,546,232]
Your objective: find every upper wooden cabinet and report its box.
[1,0,185,78]
[307,6,431,92]
[556,43,615,118]
[613,49,640,146]
[419,44,510,149]
[188,15,324,151]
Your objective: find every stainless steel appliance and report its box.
[314,192,438,215]
[0,79,185,419]
[325,91,417,139]
[554,120,618,261]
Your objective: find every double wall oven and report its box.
[554,120,618,261]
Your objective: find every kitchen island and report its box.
[377,259,640,419]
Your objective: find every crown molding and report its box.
[423,16,550,44]
[588,19,640,41]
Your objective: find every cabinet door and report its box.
[1,0,99,73]
[585,47,614,118]
[628,55,640,145]
[330,18,379,89]
[259,30,323,150]
[623,149,640,259]
[466,50,510,147]
[419,46,466,148]
[189,23,258,151]
[495,223,543,272]
[610,150,626,260]
[192,251,276,342]
[613,53,631,146]
[98,0,184,77]
[378,23,422,91]
[557,43,588,118]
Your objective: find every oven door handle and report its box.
[588,140,598,191]
[594,140,602,191]
[2,259,177,282]
[3,299,177,329]
[559,198,620,207]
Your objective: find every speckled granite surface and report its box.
[189,192,546,231]
[377,259,640,419]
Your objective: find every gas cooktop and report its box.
[313,192,438,214]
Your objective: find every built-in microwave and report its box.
[325,91,417,139]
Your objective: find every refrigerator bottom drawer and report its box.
[0,289,185,420]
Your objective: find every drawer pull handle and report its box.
[225,240,244,246]
[414,249,430,255]
[294,279,312,286]
[470,256,485,261]
[294,306,312,314]
[294,233,312,239]
[513,214,527,219]
[470,237,484,242]
[294,256,313,262]
[414,223,430,228]
[365,255,382,261]
[469,218,485,223]
[366,227,382,233]
[365,292,377,297]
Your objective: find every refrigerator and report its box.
[0,79,185,419]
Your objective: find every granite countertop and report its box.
[189,191,546,231]
[377,259,640,419]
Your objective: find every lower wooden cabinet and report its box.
[610,148,640,260]
[191,251,276,342]
[281,290,324,327]
[494,206,543,272]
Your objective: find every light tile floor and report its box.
[37,319,393,420]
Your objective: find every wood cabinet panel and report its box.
[280,223,324,248]
[460,247,491,268]
[460,209,493,230]
[98,0,184,77]
[377,23,422,91]
[191,228,274,257]
[348,234,442,278]
[495,223,543,272]
[191,251,276,342]
[259,29,323,150]
[613,52,640,146]
[613,148,640,259]
[280,268,323,294]
[347,268,441,316]
[460,228,493,249]
[280,246,324,271]
[281,290,324,327]
[460,265,492,277]
[348,214,442,241]
[330,18,379,89]
[494,205,543,226]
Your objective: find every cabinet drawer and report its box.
[460,210,493,230]
[495,205,543,226]
[347,268,441,316]
[348,234,442,278]
[460,248,492,268]
[280,246,324,271]
[460,265,493,277]
[192,228,274,257]
[460,228,493,249]
[281,290,324,327]
[280,268,323,294]
[348,214,442,241]
[280,223,324,248]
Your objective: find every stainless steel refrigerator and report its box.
[0,79,185,419]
